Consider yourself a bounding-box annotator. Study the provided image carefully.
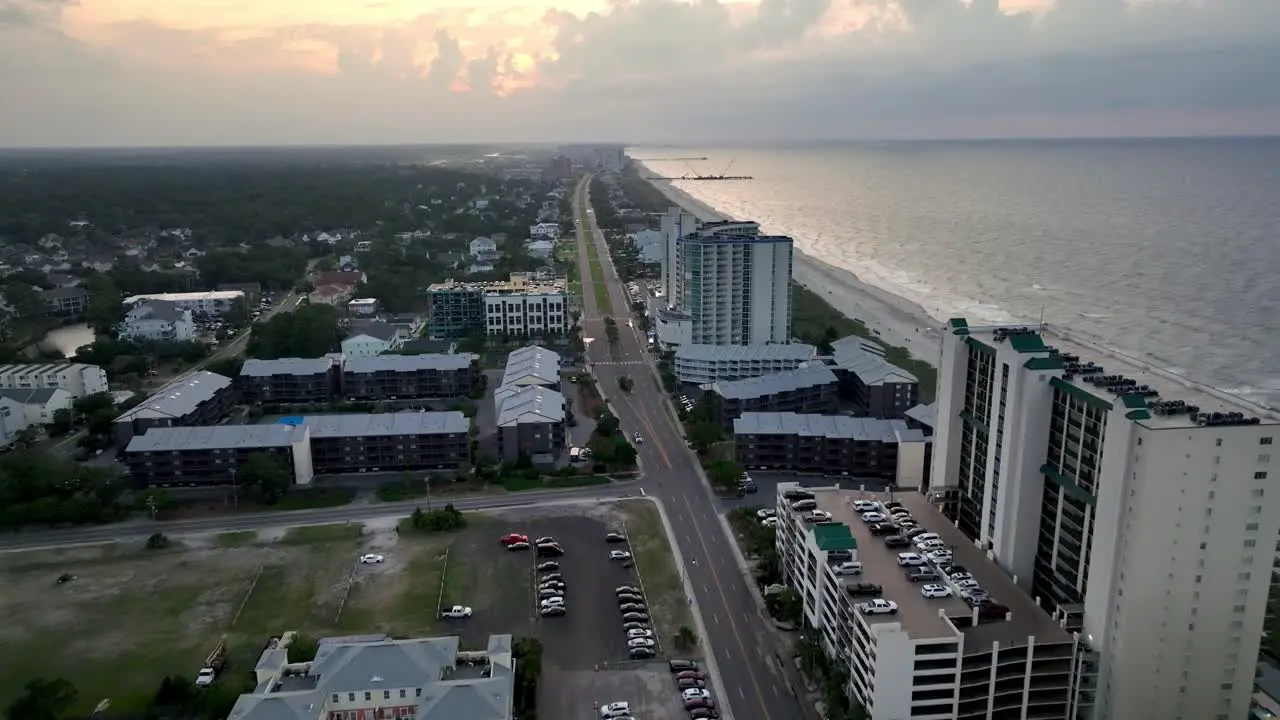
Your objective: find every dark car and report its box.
[536,561,559,572]
[630,647,656,659]
[623,621,650,631]
[942,564,969,577]
[846,582,883,597]
[676,670,707,680]
[623,612,650,622]
[869,523,897,536]
[677,678,706,690]
[882,501,903,511]
[782,489,814,501]
[669,659,700,673]
[826,549,853,562]
[617,593,643,604]
[684,697,715,710]
[907,570,939,583]
[689,708,720,719]
[536,544,565,557]
[606,532,627,543]
[978,602,1011,620]
[737,481,758,494]
[620,603,646,612]
[883,535,910,548]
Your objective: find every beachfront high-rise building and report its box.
[931,319,1280,720]
[657,209,794,346]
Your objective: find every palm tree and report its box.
[674,626,698,651]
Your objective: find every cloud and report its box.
[0,0,1278,146]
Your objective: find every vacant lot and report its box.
[0,500,693,717]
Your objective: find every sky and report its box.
[1,0,1278,146]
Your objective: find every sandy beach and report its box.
[637,171,944,362]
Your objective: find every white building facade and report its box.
[673,343,817,384]
[930,320,1280,720]
[484,291,569,336]
[0,363,109,398]
[123,290,244,316]
[659,207,698,302]
[673,224,793,345]
[119,300,195,342]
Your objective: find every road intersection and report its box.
[573,176,805,720]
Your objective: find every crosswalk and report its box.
[588,360,646,366]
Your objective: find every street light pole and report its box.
[230,468,239,511]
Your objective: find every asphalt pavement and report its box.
[573,176,806,720]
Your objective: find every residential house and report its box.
[525,239,555,260]
[316,270,367,288]
[529,222,560,240]
[467,262,495,275]
[347,298,378,317]
[0,387,74,426]
[0,393,29,447]
[43,286,89,315]
[308,284,351,305]
[341,321,405,358]
[469,236,498,258]
[119,300,195,343]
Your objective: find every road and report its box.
[0,483,642,552]
[573,176,805,720]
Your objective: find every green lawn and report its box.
[592,279,613,315]
[281,523,363,544]
[215,530,259,547]
[616,499,701,658]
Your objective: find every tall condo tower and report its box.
[673,221,793,345]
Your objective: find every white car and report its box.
[359,554,385,564]
[600,701,631,718]
[860,512,886,523]
[858,599,900,615]
[627,628,654,639]
[897,553,926,567]
[682,688,712,701]
[633,432,643,444]
[955,579,981,590]
[853,500,878,512]
[628,637,656,648]
[831,561,863,576]
[540,597,566,608]
[921,584,953,599]
[926,550,953,563]
[194,668,216,687]
[949,572,974,582]
[912,533,941,545]
[761,517,778,527]
[439,605,473,619]
[756,508,776,519]
[610,550,632,560]
[805,510,833,523]
[917,540,946,552]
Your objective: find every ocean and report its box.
[631,138,1280,410]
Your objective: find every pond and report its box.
[37,323,97,358]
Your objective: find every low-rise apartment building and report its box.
[735,412,929,485]
[774,483,1087,720]
[43,286,89,315]
[239,357,341,405]
[124,411,471,486]
[123,290,245,316]
[827,336,920,419]
[112,371,236,447]
[674,343,817,385]
[119,299,195,343]
[708,364,838,430]
[229,633,514,720]
[0,362,109,398]
[343,353,478,401]
[492,345,565,461]
[425,275,569,339]
[0,387,73,427]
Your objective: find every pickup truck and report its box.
[194,668,217,687]
[440,605,473,619]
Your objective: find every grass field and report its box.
[0,522,481,715]
[616,500,701,658]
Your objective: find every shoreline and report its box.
[634,167,943,363]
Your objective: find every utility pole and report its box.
[230,468,239,511]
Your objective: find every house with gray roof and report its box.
[734,411,930,485]
[112,370,235,447]
[228,633,514,720]
[826,336,920,418]
[499,346,560,389]
[342,320,406,358]
[491,346,566,461]
[707,364,838,430]
[342,353,478,401]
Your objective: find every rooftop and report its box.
[114,371,232,423]
[344,354,477,375]
[0,362,99,377]
[126,424,302,453]
[304,411,470,438]
[426,274,566,296]
[0,387,63,404]
[955,322,1279,430]
[123,290,245,305]
[710,364,837,401]
[241,357,336,377]
[828,336,918,385]
[501,346,560,387]
[790,486,1072,648]
[676,343,817,363]
[345,321,399,342]
[131,299,188,323]
[735,412,916,443]
[904,402,938,428]
[495,386,566,426]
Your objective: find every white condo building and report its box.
[484,290,568,336]
[663,219,793,346]
[930,320,1280,720]
[660,207,698,303]
[123,290,245,316]
[0,362,109,399]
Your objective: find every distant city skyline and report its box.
[1,0,1277,147]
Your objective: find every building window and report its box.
[400,689,406,699]
[348,693,355,702]
[383,690,390,700]
[1263,437,1274,446]
[1255,472,1268,480]
[364,692,371,701]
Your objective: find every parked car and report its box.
[630,647,656,659]
[507,542,531,551]
[689,708,720,719]
[853,500,878,512]
[676,670,707,680]
[627,629,654,639]
[897,553,926,567]
[536,544,565,557]
[617,585,641,594]
[883,535,910,549]
[669,660,699,672]
[860,512,887,523]
[620,603,646,612]
[617,593,643,604]
[599,702,630,718]
[440,605,473,619]
[845,583,883,597]
[606,532,628,543]
[359,554,385,564]
[623,621,650,631]
[540,573,564,582]
[628,637,656,648]
[678,678,706,690]
[540,606,566,617]
[622,612,650,622]
[540,597,566,609]
[536,561,559,572]
[682,689,712,702]
[869,523,897,536]
[782,489,814,501]
[610,550,632,560]
[857,599,900,615]
[805,510,833,524]
[908,570,940,583]
[921,584,953,599]
[685,697,716,711]
[756,508,776,519]
[831,561,863,576]
[499,533,529,546]
[538,589,564,599]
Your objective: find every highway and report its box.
[0,483,642,553]
[573,176,805,720]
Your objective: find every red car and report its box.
[499,533,529,546]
